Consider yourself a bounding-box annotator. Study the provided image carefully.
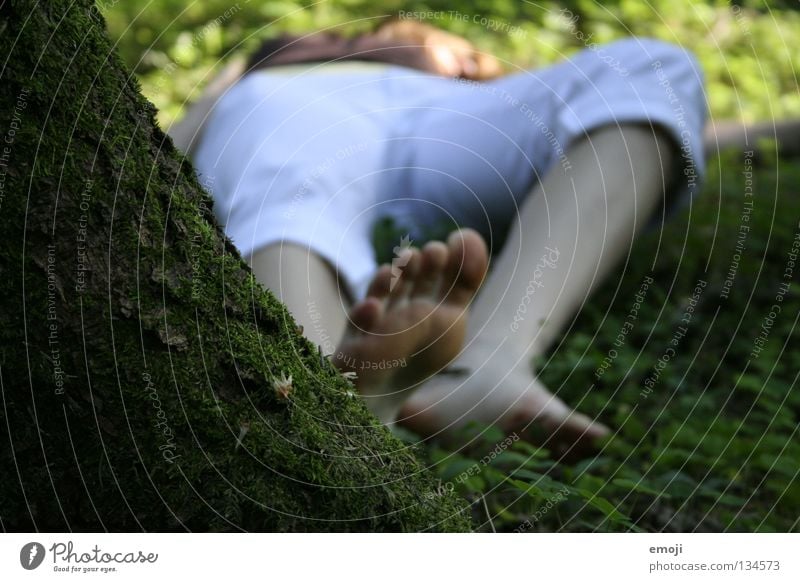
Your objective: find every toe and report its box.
[505,389,610,459]
[410,241,448,298]
[366,265,393,300]
[548,413,611,460]
[441,228,488,305]
[348,296,383,332]
[388,247,421,305]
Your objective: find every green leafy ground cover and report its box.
[419,151,800,531]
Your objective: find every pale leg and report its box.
[251,232,488,425]
[251,243,350,354]
[399,124,674,452]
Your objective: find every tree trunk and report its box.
[0,0,470,532]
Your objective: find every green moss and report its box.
[0,0,471,532]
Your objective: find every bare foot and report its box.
[334,229,488,423]
[398,344,611,457]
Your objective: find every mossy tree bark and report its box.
[0,0,471,532]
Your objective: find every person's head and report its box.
[246,20,503,81]
[373,19,503,80]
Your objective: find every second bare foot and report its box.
[397,345,611,457]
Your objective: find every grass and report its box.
[404,149,800,532]
[103,0,800,531]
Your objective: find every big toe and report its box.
[441,228,488,305]
[507,392,611,458]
